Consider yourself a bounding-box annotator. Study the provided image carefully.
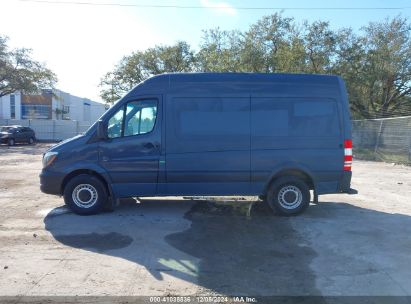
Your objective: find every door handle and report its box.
[143,142,156,150]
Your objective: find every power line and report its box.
[16,0,411,10]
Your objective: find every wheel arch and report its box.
[263,167,316,196]
[61,169,114,200]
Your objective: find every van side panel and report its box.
[164,96,251,195]
[251,97,344,195]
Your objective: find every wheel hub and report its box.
[78,189,92,202]
[278,185,303,210]
[284,191,297,203]
[72,184,98,208]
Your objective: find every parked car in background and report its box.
[0,125,36,146]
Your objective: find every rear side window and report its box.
[251,98,340,137]
[167,97,250,153]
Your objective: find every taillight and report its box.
[344,139,352,171]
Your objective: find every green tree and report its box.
[331,16,411,118]
[301,21,338,73]
[143,41,196,74]
[332,28,369,118]
[100,14,411,118]
[99,41,195,104]
[0,36,56,98]
[241,13,296,73]
[197,28,243,72]
[99,51,147,104]
[356,17,411,118]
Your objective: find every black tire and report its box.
[63,174,108,215]
[266,176,310,216]
[28,137,35,145]
[8,138,15,146]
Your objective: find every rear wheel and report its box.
[28,137,35,145]
[8,138,15,146]
[267,176,310,216]
[63,174,108,215]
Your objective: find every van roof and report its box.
[148,72,339,85]
[126,72,342,98]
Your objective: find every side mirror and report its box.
[96,120,107,140]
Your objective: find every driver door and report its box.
[98,96,161,197]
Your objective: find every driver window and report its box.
[107,107,124,139]
[124,100,157,137]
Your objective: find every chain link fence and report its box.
[352,116,411,165]
[0,119,92,141]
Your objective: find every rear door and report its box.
[98,96,162,197]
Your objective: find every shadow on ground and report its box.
[43,199,411,299]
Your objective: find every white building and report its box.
[0,92,22,120]
[53,90,107,122]
[0,89,107,122]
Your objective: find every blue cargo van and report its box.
[40,73,353,215]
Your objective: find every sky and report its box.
[1,0,411,103]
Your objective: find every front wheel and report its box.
[267,176,310,216]
[63,174,108,215]
[28,137,35,145]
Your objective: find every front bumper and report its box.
[39,170,65,195]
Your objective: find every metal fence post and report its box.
[53,120,56,141]
[76,120,79,135]
[374,120,384,156]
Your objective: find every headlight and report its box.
[42,151,58,168]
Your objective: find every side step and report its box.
[183,196,256,202]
